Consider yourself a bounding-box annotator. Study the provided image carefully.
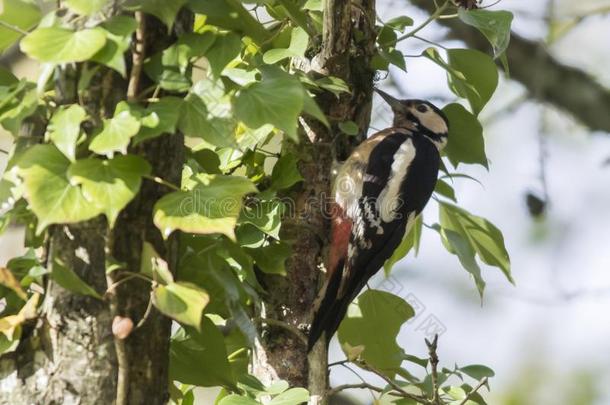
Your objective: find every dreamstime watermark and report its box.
[177,175,405,222]
[374,275,447,339]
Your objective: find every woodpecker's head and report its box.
[375,88,449,150]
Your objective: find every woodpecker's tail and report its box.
[307,258,353,351]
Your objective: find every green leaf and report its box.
[133,96,182,144]
[269,388,309,405]
[0,66,18,86]
[153,174,256,239]
[384,214,422,275]
[91,16,137,76]
[178,93,235,147]
[439,202,512,284]
[458,9,514,58]
[0,0,41,53]
[234,67,304,139]
[68,155,151,226]
[338,121,359,136]
[245,241,291,275]
[45,104,87,162]
[440,227,485,297]
[263,26,308,64]
[0,81,38,135]
[301,91,329,127]
[460,364,495,380]
[170,320,235,388]
[447,49,498,115]
[66,0,108,15]
[239,199,284,239]
[206,32,242,78]
[89,107,142,157]
[16,145,102,233]
[218,395,260,405]
[434,179,457,202]
[386,16,414,32]
[130,0,187,29]
[187,0,271,45]
[442,103,487,168]
[338,289,414,377]
[153,281,209,329]
[51,259,102,299]
[271,153,302,190]
[21,27,107,63]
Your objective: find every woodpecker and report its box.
[308,89,449,351]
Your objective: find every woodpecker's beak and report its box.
[374,88,404,111]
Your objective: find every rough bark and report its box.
[252,0,378,403]
[0,10,189,405]
[410,0,610,134]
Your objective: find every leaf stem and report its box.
[458,377,489,405]
[0,20,28,35]
[327,383,384,397]
[143,175,181,191]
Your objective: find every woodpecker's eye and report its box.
[416,104,428,113]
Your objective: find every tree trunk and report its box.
[0,10,189,405]
[252,0,378,402]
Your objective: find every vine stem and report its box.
[327,383,384,397]
[127,11,145,101]
[252,317,308,346]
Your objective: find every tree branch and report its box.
[327,383,384,397]
[409,0,610,133]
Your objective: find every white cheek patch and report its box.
[377,138,416,222]
[416,111,448,135]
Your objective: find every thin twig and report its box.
[458,377,489,405]
[0,20,28,35]
[328,359,350,367]
[392,1,449,45]
[134,291,154,330]
[426,334,441,405]
[0,148,8,155]
[253,317,308,346]
[127,11,145,101]
[358,362,431,404]
[327,383,384,397]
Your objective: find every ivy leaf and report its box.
[0,67,18,87]
[383,214,422,275]
[68,155,151,226]
[338,290,414,377]
[65,0,108,15]
[218,395,260,405]
[263,27,308,64]
[153,174,257,240]
[234,67,304,139]
[170,321,236,388]
[245,241,291,275]
[458,9,514,58]
[16,145,102,233]
[0,267,27,300]
[89,107,142,157]
[239,200,284,239]
[153,281,209,329]
[21,27,107,63]
[442,103,487,168]
[271,153,303,190]
[45,104,87,162]
[385,16,414,32]
[439,226,486,297]
[460,364,495,380]
[269,388,309,405]
[133,96,182,144]
[439,202,512,284]
[127,0,187,29]
[51,259,102,299]
[91,16,137,76]
[0,0,41,53]
[447,49,498,115]
[178,93,235,147]
[206,32,242,78]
